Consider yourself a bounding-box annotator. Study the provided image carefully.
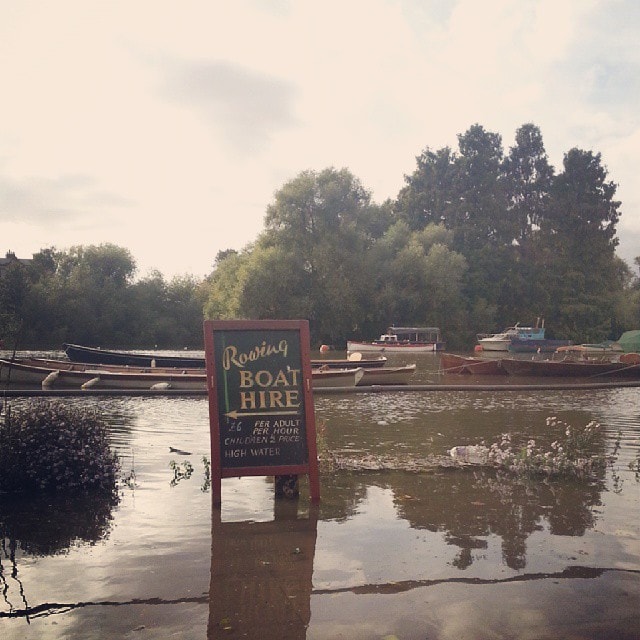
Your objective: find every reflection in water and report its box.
[0,492,117,556]
[1,378,638,638]
[318,467,603,573]
[0,491,118,621]
[209,499,318,640]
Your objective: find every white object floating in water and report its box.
[81,376,101,389]
[151,382,172,390]
[42,370,60,387]
[449,445,489,464]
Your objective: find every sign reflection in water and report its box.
[0,352,639,638]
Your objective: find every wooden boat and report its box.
[500,356,640,378]
[555,342,622,356]
[508,337,572,353]
[439,353,506,375]
[311,354,387,369]
[0,358,208,390]
[64,343,386,370]
[1,357,363,390]
[358,364,417,385]
[13,357,203,374]
[64,343,206,368]
[311,367,364,388]
[347,326,445,353]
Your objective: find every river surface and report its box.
[1,352,639,639]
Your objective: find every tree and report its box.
[358,222,468,345]
[204,249,253,320]
[451,124,508,253]
[396,146,458,231]
[258,168,378,343]
[502,123,554,249]
[545,149,620,256]
[536,149,624,341]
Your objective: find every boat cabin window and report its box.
[386,327,442,343]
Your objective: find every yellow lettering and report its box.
[240,391,256,409]
[239,370,253,387]
[255,370,273,387]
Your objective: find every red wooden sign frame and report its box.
[204,319,320,506]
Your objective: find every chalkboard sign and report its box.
[204,320,320,505]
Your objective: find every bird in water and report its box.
[169,446,192,455]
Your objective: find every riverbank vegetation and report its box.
[0,400,119,495]
[2,123,639,350]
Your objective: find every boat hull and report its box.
[65,343,389,370]
[476,339,510,352]
[501,357,640,378]
[440,353,506,375]
[310,356,387,369]
[64,343,205,368]
[508,338,573,353]
[311,367,364,388]
[358,364,417,385]
[0,359,208,390]
[347,340,444,353]
[2,358,361,390]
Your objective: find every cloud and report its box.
[0,173,132,224]
[1,0,639,277]
[158,59,298,153]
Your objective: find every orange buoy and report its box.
[474,345,483,352]
[319,344,330,353]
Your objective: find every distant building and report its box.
[0,251,33,280]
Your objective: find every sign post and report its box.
[203,319,320,506]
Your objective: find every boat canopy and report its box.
[617,330,640,353]
[387,326,442,341]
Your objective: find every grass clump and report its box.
[0,400,119,495]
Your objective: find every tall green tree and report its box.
[502,123,554,250]
[358,222,468,344]
[538,149,623,341]
[396,146,457,231]
[256,167,379,343]
[451,124,508,253]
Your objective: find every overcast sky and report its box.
[2,0,639,279]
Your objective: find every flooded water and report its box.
[1,353,639,639]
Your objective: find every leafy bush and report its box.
[0,400,119,494]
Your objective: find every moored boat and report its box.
[357,364,417,385]
[500,356,640,378]
[2,357,365,390]
[477,319,571,353]
[508,337,573,353]
[64,343,205,368]
[64,342,387,370]
[310,354,387,369]
[439,353,506,375]
[477,323,544,352]
[311,367,365,388]
[555,342,622,356]
[347,327,445,353]
[0,358,208,390]
[12,356,203,374]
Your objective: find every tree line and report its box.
[0,245,207,350]
[2,123,639,351]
